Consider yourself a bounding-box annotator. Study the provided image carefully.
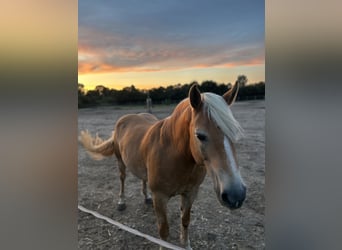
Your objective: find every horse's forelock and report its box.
[202,93,244,142]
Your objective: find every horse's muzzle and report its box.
[220,184,246,209]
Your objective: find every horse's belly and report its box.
[115,115,155,181]
[121,149,147,180]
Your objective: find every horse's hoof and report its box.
[117,203,126,211]
[145,197,153,205]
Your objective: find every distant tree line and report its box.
[78,77,265,108]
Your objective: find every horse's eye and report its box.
[196,133,207,142]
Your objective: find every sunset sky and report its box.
[79,0,264,90]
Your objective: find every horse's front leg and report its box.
[180,190,198,250]
[142,180,153,204]
[152,193,170,249]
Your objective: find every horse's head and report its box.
[188,83,246,209]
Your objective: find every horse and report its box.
[79,83,246,249]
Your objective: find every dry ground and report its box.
[78,100,265,249]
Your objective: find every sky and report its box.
[78,0,264,90]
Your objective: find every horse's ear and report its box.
[189,84,202,110]
[223,82,239,106]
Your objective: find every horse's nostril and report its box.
[220,187,246,209]
[221,192,229,204]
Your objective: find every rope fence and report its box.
[78,205,185,250]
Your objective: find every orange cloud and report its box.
[78,33,264,75]
[79,57,264,75]
[221,58,264,68]
[78,61,163,74]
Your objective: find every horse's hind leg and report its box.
[116,159,126,211]
[152,193,169,245]
[142,180,152,204]
[180,191,198,250]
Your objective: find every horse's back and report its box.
[115,113,158,136]
[114,113,159,180]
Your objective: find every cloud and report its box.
[78,1,264,75]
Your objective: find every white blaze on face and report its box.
[223,136,243,183]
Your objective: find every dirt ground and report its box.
[78,100,265,249]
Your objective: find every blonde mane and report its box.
[202,92,244,142]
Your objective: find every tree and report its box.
[95,85,109,95]
[200,80,218,93]
[236,75,248,87]
[217,83,230,95]
[78,83,85,94]
[77,78,265,108]
[78,83,89,108]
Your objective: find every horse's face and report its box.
[189,84,246,210]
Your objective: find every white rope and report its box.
[78,205,185,250]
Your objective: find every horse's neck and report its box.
[161,101,192,155]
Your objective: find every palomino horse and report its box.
[79,83,246,249]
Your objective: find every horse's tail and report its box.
[79,130,115,160]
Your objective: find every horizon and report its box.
[79,1,265,90]
[79,79,265,93]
